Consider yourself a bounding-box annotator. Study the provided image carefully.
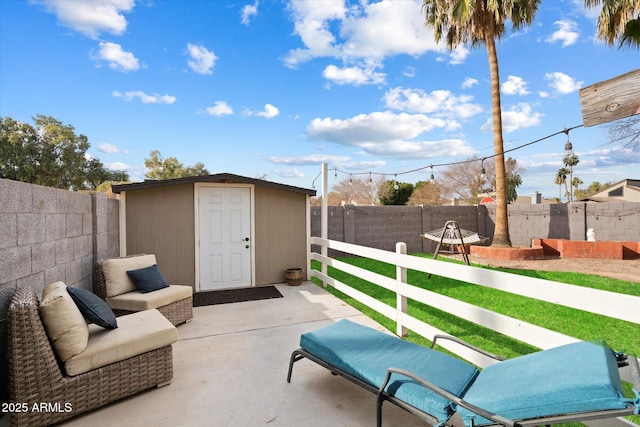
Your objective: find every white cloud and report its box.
[241,1,259,25]
[461,77,479,89]
[97,142,123,154]
[204,101,234,116]
[35,0,134,39]
[322,64,385,86]
[358,138,476,159]
[112,90,176,104]
[403,67,416,78]
[502,75,530,95]
[284,0,444,84]
[305,110,477,159]
[92,41,139,72]
[481,103,542,133]
[308,111,448,145]
[268,154,352,166]
[246,103,279,119]
[383,87,483,119]
[546,20,580,47]
[104,161,131,171]
[545,71,584,94]
[187,43,217,75]
[449,46,470,64]
[275,168,305,178]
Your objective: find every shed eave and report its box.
[112,173,316,196]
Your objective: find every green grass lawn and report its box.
[310,254,640,425]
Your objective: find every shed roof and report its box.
[111,173,317,196]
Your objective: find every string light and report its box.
[393,174,399,190]
[563,128,573,153]
[480,158,486,180]
[318,124,583,188]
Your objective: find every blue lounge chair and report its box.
[287,319,639,427]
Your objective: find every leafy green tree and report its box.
[379,180,414,205]
[585,0,639,49]
[144,150,209,180]
[1,115,127,190]
[487,157,524,204]
[574,181,614,200]
[423,0,540,247]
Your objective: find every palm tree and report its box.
[562,153,580,202]
[555,168,570,202]
[585,0,640,49]
[422,0,541,247]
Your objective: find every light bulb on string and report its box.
[480,158,486,181]
[563,128,573,153]
[429,165,435,184]
[393,174,399,190]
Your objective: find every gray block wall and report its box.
[0,179,120,406]
[312,202,640,253]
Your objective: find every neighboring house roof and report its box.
[580,179,640,202]
[111,173,317,196]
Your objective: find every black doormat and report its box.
[193,286,283,307]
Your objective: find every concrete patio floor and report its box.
[25,282,428,427]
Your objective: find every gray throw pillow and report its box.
[126,264,170,293]
[67,286,118,329]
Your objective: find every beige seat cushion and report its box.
[39,281,89,362]
[64,308,178,376]
[101,254,157,297]
[106,285,192,311]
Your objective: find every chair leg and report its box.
[287,350,305,383]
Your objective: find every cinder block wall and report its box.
[0,179,119,405]
[312,202,640,252]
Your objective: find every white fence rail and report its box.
[310,237,640,382]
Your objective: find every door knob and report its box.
[244,237,250,241]
[245,245,250,249]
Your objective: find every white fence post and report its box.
[396,242,408,337]
[321,163,328,287]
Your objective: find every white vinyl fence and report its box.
[310,237,640,387]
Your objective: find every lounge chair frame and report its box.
[288,333,640,427]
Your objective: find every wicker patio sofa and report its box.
[288,319,640,427]
[94,254,193,326]
[8,285,177,426]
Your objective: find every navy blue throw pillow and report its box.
[127,264,170,293]
[67,286,118,329]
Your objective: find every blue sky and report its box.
[1,0,638,199]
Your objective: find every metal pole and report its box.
[321,163,328,287]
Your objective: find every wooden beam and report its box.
[579,68,640,127]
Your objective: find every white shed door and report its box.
[198,187,251,290]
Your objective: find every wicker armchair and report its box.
[94,254,193,326]
[8,287,174,427]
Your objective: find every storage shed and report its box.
[112,173,316,291]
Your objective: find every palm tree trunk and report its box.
[486,34,512,247]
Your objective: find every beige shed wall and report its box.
[122,182,309,289]
[254,186,308,285]
[123,184,195,288]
